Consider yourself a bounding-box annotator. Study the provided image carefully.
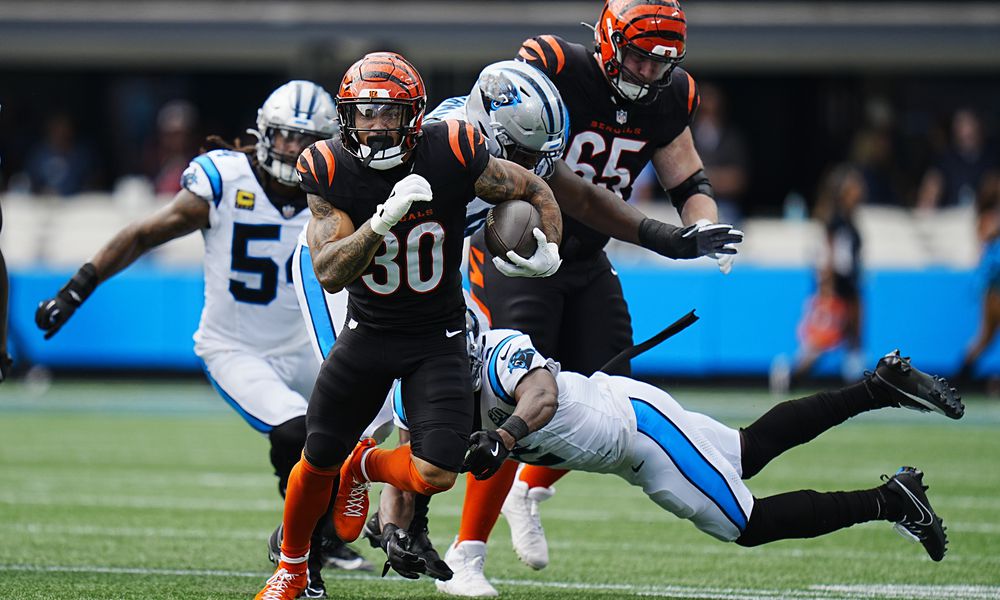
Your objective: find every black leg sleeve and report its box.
[408,493,432,533]
[268,416,307,498]
[740,381,884,479]
[735,487,888,547]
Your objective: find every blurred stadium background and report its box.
[2,2,1000,600]
[3,1,1000,381]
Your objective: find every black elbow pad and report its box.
[667,169,714,212]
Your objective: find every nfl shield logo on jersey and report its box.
[281,204,296,219]
[616,109,628,124]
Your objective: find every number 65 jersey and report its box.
[478,328,636,473]
[182,149,311,357]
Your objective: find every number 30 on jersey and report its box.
[363,221,445,295]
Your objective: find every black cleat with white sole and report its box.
[362,512,383,549]
[868,350,964,419]
[319,534,374,572]
[882,466,948,562]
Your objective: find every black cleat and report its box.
[407,524,453,581]
[319,534,374,572]
[303,549,327,598]
[267,524,282,566]
[362,512,383,549]
[868,350,964,419]
[882,467,948,562]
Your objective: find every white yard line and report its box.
[1,565,998,600]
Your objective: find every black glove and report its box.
[0,352,11,384]
[461,430,510,480]
[379,524,426,580]
[638,218,743,260]
[35,263,98,339]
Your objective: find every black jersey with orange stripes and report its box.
[518,34,699,259]
[297,120,490,332]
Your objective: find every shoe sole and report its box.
[324,556,373,571]
[874,372,964,420]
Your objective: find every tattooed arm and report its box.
[306,194,384,294]
[90,189,210,281]
[35,188,210,339]
[474,156,562,245]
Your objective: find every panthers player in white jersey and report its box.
[448,319,963,594]
[34,81,371,597]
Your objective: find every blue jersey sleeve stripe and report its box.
[202,363,272,433]
[298,244,337,358]
[193,155,223,205]
[630,398,749,531]
[488,334,520,405]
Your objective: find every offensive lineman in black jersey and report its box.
[444,1,742,594]
[254,52,563,600]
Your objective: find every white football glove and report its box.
[370,173,432,236]
[493,228,562,278]
[692,219,741,275]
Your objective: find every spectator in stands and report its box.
[850,126,902,206]
[23,112,98,196]
[692,82,748,225]
[957,173,1000,385]
[917,108,997,210]
[785,164,867,388]
[143,100,198,196]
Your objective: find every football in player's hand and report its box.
[484,200,542,261]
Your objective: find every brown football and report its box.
[484,200,542,261]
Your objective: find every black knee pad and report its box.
[304,431,353,470]
[269,416,306,497]
[411,427,468,473]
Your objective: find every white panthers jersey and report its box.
[183,149,311,357]
[478,329,636,473]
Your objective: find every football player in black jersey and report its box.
[255,52,564,600]
[447,0,744,594]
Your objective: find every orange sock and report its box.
[281,457,339,559]
[362,445,448,496]
[519,465,569,490]
[456,460,519,543]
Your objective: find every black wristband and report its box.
[638,218,687,258]
[499,415,530,443]
[60,263,99,306]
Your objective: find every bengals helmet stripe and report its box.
[337,52,427,169]
[595,0,688,103]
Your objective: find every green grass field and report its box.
[1,379,999,599]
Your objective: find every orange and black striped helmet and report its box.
[336,52,427,170]
[594,0,687,103]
